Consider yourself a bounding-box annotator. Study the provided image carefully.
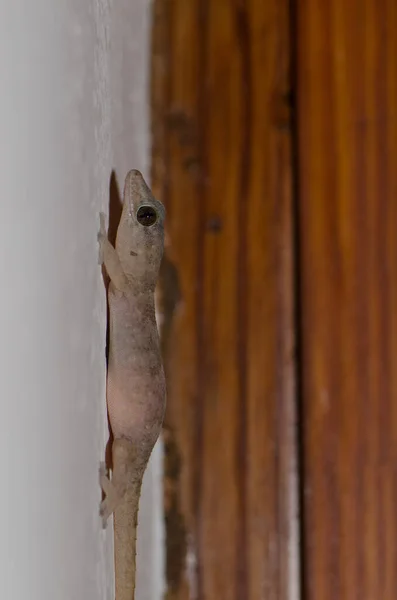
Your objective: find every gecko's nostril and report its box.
[136,205,158,227]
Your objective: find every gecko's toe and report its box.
[100,499,112,527]
[99,463,110,491]
[97,213,108,264]
[98,243,104,266]
[99,212,107,234]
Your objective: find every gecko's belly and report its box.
[107,359,166,442]
[107,291,166,441]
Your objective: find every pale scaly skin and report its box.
[98,170,166,600]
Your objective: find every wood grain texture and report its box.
[151,1,298,599]
[297,1,397,598]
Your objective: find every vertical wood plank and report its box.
[297,1,397,598]
[152,1,298,598]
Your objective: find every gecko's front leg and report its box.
[98,212,128,292]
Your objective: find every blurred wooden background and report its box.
[150,1,397,599]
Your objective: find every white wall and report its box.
[0,1,163,598]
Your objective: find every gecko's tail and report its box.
[110,438,146,600]
[113,476,143,600]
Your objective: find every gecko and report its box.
[98,169,166,600]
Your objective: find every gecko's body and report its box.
[98,170,166,600]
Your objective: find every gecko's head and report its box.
[116,170,165,289]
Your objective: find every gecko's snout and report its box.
[124,169,153,210]
[129,169,143,180]
[125,169,146,188]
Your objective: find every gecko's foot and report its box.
[99,463,125,528]
[97,212,107,265]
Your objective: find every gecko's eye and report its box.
[136,205,158,227]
